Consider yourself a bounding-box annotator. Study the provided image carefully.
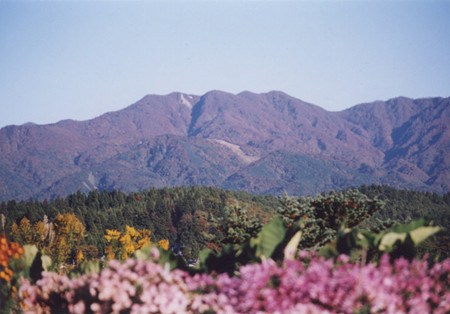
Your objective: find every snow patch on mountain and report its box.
[211,139,260,164]
[83,172,98,191]
[180,94,193,109]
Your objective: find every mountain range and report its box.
[0,91,448,202]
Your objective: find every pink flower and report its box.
[18,254,449,313]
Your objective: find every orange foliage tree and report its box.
[0,234,24,311]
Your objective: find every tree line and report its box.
[0,186,278,260]
[1,184,448,261]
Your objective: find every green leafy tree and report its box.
[207,205,262,249]
[320,218,443,263]
[277,189,384,249]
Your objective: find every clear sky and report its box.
[0,0,449,128]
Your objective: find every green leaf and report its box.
[199,245,240,275]
[41,255,52,271]
[135,246,152,261]
[255,216,286,259]
[379,224,442,251]
[358,230,378,249]
[22,245,38,268]
[318,244,339,259]
[390,233,416,261]
[157,248,187,271]
[336,228,359,255]
[81,260,100,275]
[391,219,428,233]
[198,248,212,268]
[379,232,407,251]
[409,226,443,245]
[284,230,302,260]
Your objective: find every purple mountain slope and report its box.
[0,91,448,201]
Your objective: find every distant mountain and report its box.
[0,91,448,201]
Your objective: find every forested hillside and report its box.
[0,186,277,259]
[1,185,448,260]
[359,184,450,229]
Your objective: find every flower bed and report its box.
[20,250,449,313]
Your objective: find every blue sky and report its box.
[0,0,449,128]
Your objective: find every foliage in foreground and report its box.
[3,200,449,313]
[322,218,444,262]
[3,185,449,313]
[19,249,449,313]
[198,213,444,276]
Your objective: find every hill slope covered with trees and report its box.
[1,185,448,261]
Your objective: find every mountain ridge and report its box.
[1,91,448,201]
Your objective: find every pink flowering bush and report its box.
[20,254,193,313]
[188,253,449,313]
[19,250,449,313]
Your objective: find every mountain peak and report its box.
[0,91,447,201]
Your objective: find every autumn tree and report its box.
[104,226,170,260]
[10,217,33,245]
[50,213,86,266]
[104,226,152,260]
[157,239,169,251]
[31,215,53,250]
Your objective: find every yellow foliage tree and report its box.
[76,249,84,266]
[158,239,169,251]
[51,213,86,266]
[104,226,153,260]
[10,217,33,245]
[137,228,152,249]
[32,221,49,250]
[10,216,53,252]
[104,229,121,260]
